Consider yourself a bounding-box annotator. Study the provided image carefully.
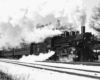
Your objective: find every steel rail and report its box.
[0,59,100,79]
[42,61,100,66]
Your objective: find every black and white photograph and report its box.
[0,0,100,80]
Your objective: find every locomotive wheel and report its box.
[58,47,77,62]
[72,48,83,62]
[75,47,95,62]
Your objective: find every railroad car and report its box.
[0,26,100,62]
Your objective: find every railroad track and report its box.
[0,59,100,79]
[42,60,100,66]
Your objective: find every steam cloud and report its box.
[19,51,55,62]
[0,0,86,49]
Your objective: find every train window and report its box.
[37,47,40,52]
[33,45,36,53]
[36,45,39,52]
[3,49,13,53]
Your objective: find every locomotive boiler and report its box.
[0,26,100,62]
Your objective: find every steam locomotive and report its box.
[0,26,100,62]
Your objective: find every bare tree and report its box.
[89,4,100,32]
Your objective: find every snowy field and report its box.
[0,60,99,80]
[0,51,99,80]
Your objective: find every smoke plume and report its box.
[75,8,87,26]
[0,0,86,49]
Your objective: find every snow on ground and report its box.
[34,61,100,72]
[0,61,98,80]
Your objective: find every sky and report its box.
[84,0,100,16]
[83,0,100,31]
[0,0,99,48]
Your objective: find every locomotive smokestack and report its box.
[81,26,85,34]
